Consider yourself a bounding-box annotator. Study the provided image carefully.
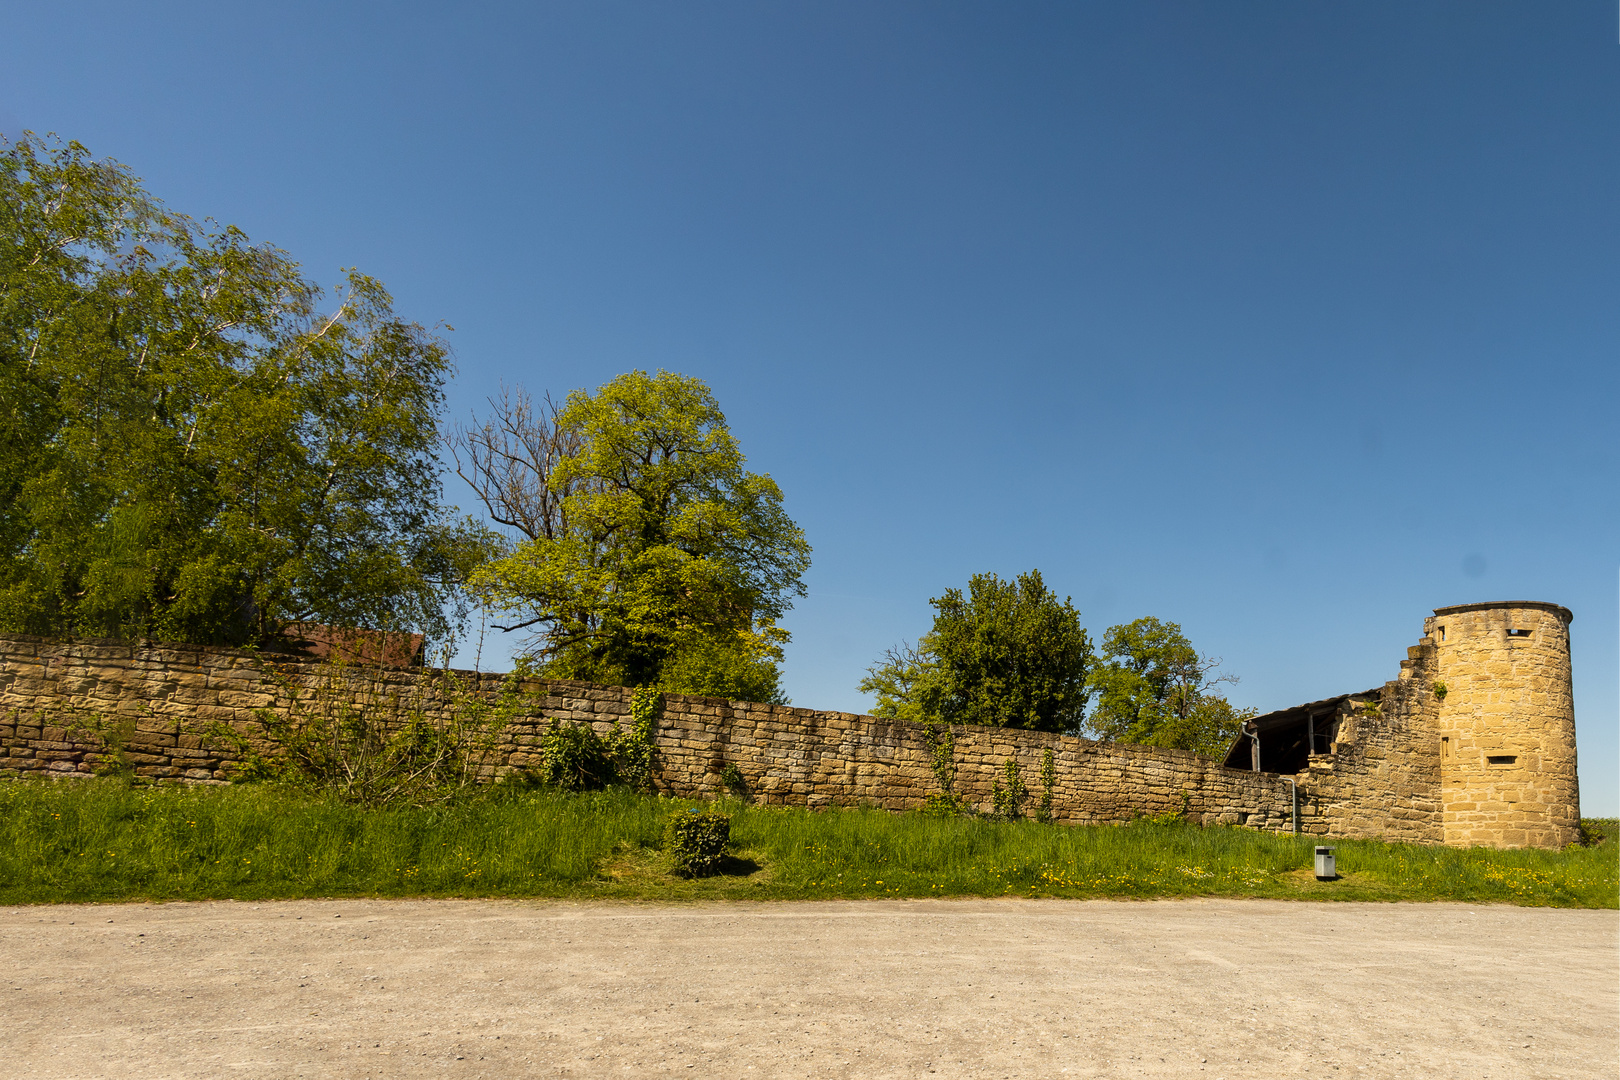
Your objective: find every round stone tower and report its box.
[1423,601,1579,848]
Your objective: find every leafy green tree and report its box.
[929,570,1091,732]
[857,638,941,724]
[0,134,485,645]
[655,625,788,704]
[1085,616,1255,756]
[860,571,1091,733]
[462,370,810,701]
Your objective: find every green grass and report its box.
[0,779,1614,907]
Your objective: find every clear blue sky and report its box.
[5,2,1616,814]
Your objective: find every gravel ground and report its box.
[1,897,1614,1079]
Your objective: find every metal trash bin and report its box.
[1314,846,1337,881]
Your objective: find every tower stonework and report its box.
[1425,601,1579,849]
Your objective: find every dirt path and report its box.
[1,898,1614,1078]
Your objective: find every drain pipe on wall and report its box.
[1286,778,1299,834]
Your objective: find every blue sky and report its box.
[4,2,1616,813]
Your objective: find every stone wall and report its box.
[0,633,1314,832]
[1288,636,1444,845]
[1,623,1565,846]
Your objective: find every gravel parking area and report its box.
[1,897,1614,1078]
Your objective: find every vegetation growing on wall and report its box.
[1037,748,1056,825]
[918,718,960,816]
[992,757,1027,821]
[206,662,531,806]
[536,686,662,792]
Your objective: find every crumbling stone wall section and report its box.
[1425,603,1580,849]
[1291,637,1445,845]
[0,634,1308,832]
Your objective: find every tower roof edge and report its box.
[1431,600,1573,624]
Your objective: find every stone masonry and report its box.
[0,601,1583,848]
[1426,602,1580,849]
[0,634,1297,832]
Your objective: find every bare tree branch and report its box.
[447,384,584,543]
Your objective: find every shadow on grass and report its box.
[707,855,763,877]
[589,842,774,900]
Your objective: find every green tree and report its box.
[860,570,1091,733]
[1085,616,1255,756]
[857,638,941,724]
[462,370,810,701]
[0,134,485,645]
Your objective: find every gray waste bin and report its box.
[1314,846,1336,881]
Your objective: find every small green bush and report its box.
[1577,818,1615,848]
[663,807,731,876]
[539,720,618,791]
[918,792,965,818]
[719,762,748,797]
[536,693,660,793]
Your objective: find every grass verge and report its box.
[0,780,1613,907]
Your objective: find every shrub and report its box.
[537,690,661,793]
[207,662,528,807]
[719,761,748,797]
[663,807,731,876]
[918,792,965,818]
[1577,819,1614,848]
[538,721,618,791]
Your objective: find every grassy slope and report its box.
[0,780,1614,907]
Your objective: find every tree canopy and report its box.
[857,638,941,725]
[860,570,1091,733]
[460,370,810,701]
[0,135,484,646]
[1085,616,1255,756]
[860,582,1252,756]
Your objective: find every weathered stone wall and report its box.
[0,617,1576,848]
[0,634,1310,832]
[1426,603,1580,849]
[1290,637,1445,845]
[649,696,1305,830]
